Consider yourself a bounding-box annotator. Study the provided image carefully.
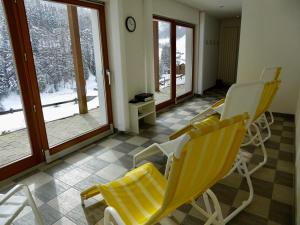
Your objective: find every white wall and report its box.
[123,0,147,100]
[105,0,201,131]
[105,0,130,131]
[198,12,220,94]
[152,0,199,24]
[296,89,300,224]
[238,0,300,114]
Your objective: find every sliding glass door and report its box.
[0,1,32,167]
[0,0,112,180]
[153,19,172,106]
[153,16,194,109]
[24,0,110,148]
[176,25,193,97]
[0,0,44,179]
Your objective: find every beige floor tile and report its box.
[18,172,53,191]
[272,184,294,205]
[252,167,276,182]
[126,136,149,146]
[96,164,128,181]
[52,217,77,225]
[277,160,294,174]
[47,188,81,214]
[234,190,270,218]
[220,172,243,189]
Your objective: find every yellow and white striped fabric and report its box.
[160,114,247,217]
[98,163,166,225]
[274,67,282,80]
[254,80,281,121]
[97,114,248,225]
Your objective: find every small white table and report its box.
[129,100,156,134]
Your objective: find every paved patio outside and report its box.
[154,84,186,105]
[0,108,106,167]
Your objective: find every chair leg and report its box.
[261,113,272,143]
[224,160,254,223]
[269,111,275,125]
[203,192,213,215]
[23,186,45,225]
[248,123,268,175]
[191,190,225,225]
[254,112,273,143]
[241,127,259,147]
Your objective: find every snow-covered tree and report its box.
[0,0,97,99]
[159,44,170,76]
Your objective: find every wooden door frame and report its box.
[16,0,113,155]
[153,15,195,111]
[0,0,44,180]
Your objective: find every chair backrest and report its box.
[220,81,264,128]
[253,66,282,120]
[254,79,281,120]
[149,114,248,222]
[260,66,282,81]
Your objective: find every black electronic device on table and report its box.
[129,93,154,104]
[135,93,153,102]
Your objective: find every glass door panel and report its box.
[24,0,109,148]
[78,7,108,125]
[153,20,172,105]
[176,25,193,97]
[0,2,32,167]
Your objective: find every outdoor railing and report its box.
[159,74,185,86]
[0,96,96,116]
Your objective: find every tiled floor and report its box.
[0,88,295,225]
[0,108,106,167]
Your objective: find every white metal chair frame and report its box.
[0,184,44,225]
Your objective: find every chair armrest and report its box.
[0,184,26,205]
[212,99,225,108]
[169,124,193,140]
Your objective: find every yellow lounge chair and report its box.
[254,66,282,143]
[200,66,282,144]
[190,67,282,175]
[81,114,248,225]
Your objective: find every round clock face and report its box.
[126,16,136,32]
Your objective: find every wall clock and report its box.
[125,16,136,32]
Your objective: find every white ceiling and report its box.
[174,0,242,18]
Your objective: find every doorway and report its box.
[153,16,195,110]
[217,18,241,86]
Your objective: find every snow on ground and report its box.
[159,74,186,89]
[0,74,101,134]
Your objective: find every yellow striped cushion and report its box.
[254,80,281,120]
[98,163,166,225]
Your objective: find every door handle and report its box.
[106,69,111,85]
